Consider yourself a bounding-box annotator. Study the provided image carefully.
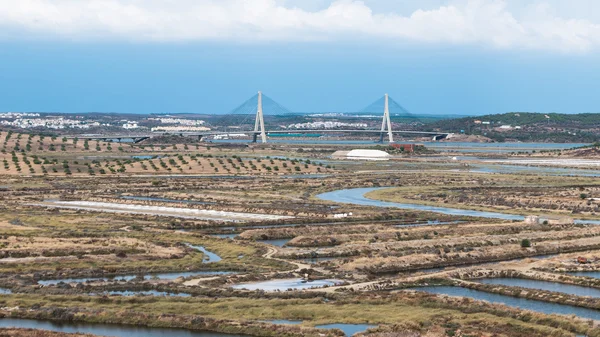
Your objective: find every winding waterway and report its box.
[186,244,222,263]
[478,278,600,298]
[413,286,600,321]
[318,187,524,220]
[317,187,600,225]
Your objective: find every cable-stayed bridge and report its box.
[73,92,450,144]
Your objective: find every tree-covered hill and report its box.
[421,112,600,143]
[425,112,600,131]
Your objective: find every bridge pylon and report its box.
[380,93,394,143]
[253,91,267,143]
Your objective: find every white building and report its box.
[1,117,93,129]
[287,121,368,129]
[151,126,211,132]
[148,118,205,126]
[122,121,139,129]
[212,133,247,140]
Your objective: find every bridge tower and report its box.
[253,91,267,143]
[380,93,394,143]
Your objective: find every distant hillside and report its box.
[427,112,600,129]
[422,112,600,143]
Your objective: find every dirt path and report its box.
[263,245,312,271]
[182,276,223,286]
[309,254,569,293]
[183,244,314,287]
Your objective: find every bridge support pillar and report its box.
[254,91,267,143]
[380,93,394,143]
[252,134,258,143]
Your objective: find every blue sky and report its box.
[2,0,600,115]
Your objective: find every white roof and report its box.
[346,149,390,158]
[332,149,391,161]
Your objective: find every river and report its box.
[212,139,587,152]
[413,286,600,321]
[317,187,600,225]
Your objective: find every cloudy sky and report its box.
[1,0,600,114]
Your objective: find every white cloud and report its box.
[1,0,600,52]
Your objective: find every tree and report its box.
[521,239,531,248]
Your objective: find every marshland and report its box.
[0,131,600,336]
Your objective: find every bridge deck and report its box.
[69,129,448,139]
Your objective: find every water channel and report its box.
[99,290,191,297]
[569,271,600,279]
[232,278,342,291]
[186,244,222,263]
[478,278,600,298]
[413,286,600,321]
[314,323,376,336]
[257,239,291,247]
[317,187,600,225]
[38,271,232,286]
[0,318,247,337]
